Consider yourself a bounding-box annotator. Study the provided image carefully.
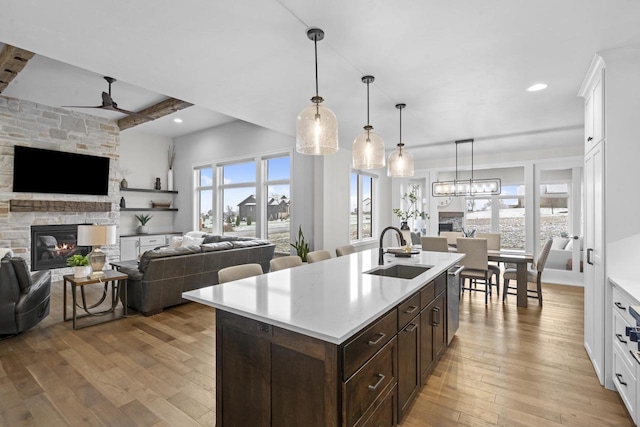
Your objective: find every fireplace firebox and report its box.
[31,224,90,271]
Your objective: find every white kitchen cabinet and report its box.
[119,233,178,261]
[611,281,640,424]
[580,56,606,386]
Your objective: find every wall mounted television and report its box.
[12,146,111,196]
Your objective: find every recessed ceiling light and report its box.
[174,118,183,123]
[527,83,548,92]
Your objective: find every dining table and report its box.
[449,245,534,307]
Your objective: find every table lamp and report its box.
[77,224,116,277]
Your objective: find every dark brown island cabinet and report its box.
[215,271,451,426]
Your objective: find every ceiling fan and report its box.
[63,76,153,120]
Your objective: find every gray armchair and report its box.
[0,254,51,336]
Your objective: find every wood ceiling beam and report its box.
[0,45,35,93]
[118,98,193,131]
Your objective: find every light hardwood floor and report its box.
[0,281,632,426]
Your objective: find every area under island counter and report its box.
[183,248,464,427]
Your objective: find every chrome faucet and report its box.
[379,226,406,265]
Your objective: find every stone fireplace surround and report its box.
[0,96,120,282]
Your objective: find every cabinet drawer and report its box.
[140,235,166,247]
[613,285,636,327]
[343,310,397,380]
[398,293,420,331]
[362,384,396,427]
[420,281,435,309]
[613,310,636,370]
[613,346,637,422]
[435,272,447,295]
[344,337,397,427]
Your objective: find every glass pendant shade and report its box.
[387,145,414,177]
[296,102,339,155]
[353,129,385,169]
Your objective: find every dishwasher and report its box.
[447,265,463,344]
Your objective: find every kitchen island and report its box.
[183,248,464,426]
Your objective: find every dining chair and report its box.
[218,263,263,284]
[502,239,553,306]
[270,255,303,272]
[456,237,496,305]
[440,231,463,246]
[421,236,449,252]
[335,245,356,257]
[307,250,332,263]
[476,232,502,295]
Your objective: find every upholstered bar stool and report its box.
[270,255,303,272]
[218,263,264,284]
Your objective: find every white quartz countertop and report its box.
[609,276,640,304]
[182,248,464,345]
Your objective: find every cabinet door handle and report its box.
[587,136,593,142]
[432,307,440,326]
[616,333,628,344]
[405,323,418,332]
[587,248,594,265]
[368,332,386,346]
[616,373,627,386]
[367,373,386,391]
[630,350,640,365]
[615,302,627,311]
[405,305,418,314]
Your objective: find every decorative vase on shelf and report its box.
[167,169,174,191]
[155,177,161,190]
[138,225,149,234]
[120,178,128,189]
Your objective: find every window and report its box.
[221,161,257,237]
[195,167,214,232]
[539,183,569,244]
[194,153,291,254]
[350,172,375,242]
[265,156,291,255]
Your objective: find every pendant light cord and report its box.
[366,80,370,126]
[314,37,319,98]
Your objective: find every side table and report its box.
[63,269,128,330]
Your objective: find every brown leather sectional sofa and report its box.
[117,236,275,315]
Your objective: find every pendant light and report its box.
[431,139,501,196]
[353,75,385,169]
[296,27,338,155]
[387,103,414,177]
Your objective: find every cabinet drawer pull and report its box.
[630,350,640,365]
[367,373,386,391]
[405,305,418,314]
[432,307,441,326]
[368,332,386,346]
[404,323,418,332]
[587,136,593,142]
[616,333,628,344]
[616,373,627,386]
[615,302,627,311]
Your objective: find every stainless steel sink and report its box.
[366,264,431,280]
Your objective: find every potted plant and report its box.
[290,225,309,262]
[135,213,152,234]
[393,184,429,244]
[67,254,91,278]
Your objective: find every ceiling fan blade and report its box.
[62,104,105,109]
[110,105,154,120]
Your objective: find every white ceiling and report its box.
[1,1,640,160]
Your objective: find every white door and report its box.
[584,140,605,385]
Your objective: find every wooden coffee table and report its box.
[63,269,128,330]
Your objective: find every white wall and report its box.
[119,130,174,235]
[601,44,640,244]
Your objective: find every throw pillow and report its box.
[184,231,207,239]
[181,235,204,248]
[10,257,32,293]
[169,236,183,248]
[551,237,569,250]
[202,234,221,244]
